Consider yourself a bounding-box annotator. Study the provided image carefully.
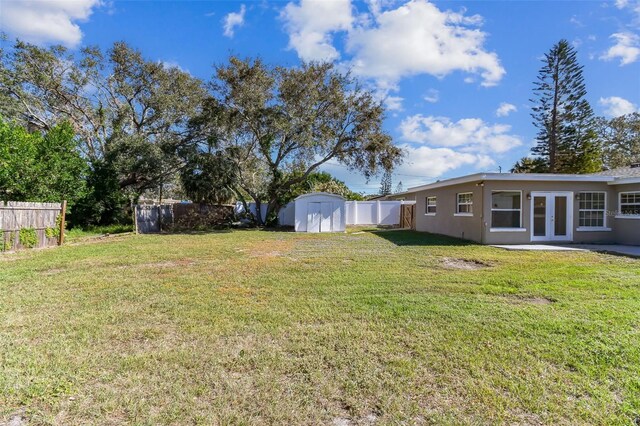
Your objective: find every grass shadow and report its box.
[370,230,476,247]
[159,225,296,235]
[161,228,234,235]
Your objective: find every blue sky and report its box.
[1,0,639,193]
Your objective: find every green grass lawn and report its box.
[1,229,639,425]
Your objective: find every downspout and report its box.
[478,181,485,244]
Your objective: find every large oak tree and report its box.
[190,57,402,225]
[0,39,206,194]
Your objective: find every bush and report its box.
[18,228,38,248]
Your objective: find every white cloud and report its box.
[495,102,517,117]
[423,89,439,103]
[384,95,404,111]
[397,145,495,179]
[280,0,353,62]
[599,96,638,117]
[601,32,640,65]
[223,4,246,38]
[320,113,517,190]
[399,114,522,154]
[346,0,505,88]
[615,0,640,17]
[569,15,583,27]
[0,0,101,46]
[281,0,505,88]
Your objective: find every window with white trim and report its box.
[491,191,521,228]
[620,192,640,216]
[456,192,473,214]
[578,192,606,227]
[426,196,436,215]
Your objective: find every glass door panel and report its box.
[533,196,546,237]
[554,196,568,237]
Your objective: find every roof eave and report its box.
[610,177,640,185]
[404,173,616,194]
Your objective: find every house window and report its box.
[456,192,473,214]
[579,192,606,227]
[426,196,436,215]
[620,192,640,216]
[491,191,521,228]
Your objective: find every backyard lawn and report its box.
[1,229,639,425]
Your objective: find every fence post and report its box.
[134,205,139,234]
[376,201,381,225]
[353,201,358,225]
[58,200,67,246]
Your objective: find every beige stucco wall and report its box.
[480,180,619,245]
[398,178,639,245]
[412,182,484,242]
[611,182,640,246]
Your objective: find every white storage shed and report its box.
[294,193,346,233]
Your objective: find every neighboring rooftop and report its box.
[591,164,640,178]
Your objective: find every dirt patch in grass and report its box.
[116,258,196,269]
[40,268,66,276]
[244,239,294,258]
[441,257,491,270]
[2,410,26,426]
[505,295,556,305]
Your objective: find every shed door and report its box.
[320,202,333,232]
[307,202,321,233]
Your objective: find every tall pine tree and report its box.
[527,40,601,173]
[379,170,392,195]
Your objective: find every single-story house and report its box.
[389,165,640,245]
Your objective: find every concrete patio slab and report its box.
[490,244,586,251]
[570,244,640,258]
[491,244,640,258]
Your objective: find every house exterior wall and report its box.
[412,182,484,242]
[481,180,618,245]
[393,177,639,245]
[611,182,640,246]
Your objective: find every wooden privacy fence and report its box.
[135,203,234,233]
[0,201,66,251]
[400,203,415,229]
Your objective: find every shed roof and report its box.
[294,192,346,201]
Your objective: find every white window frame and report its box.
[490,190,525,232]
[616,191,640,219]
[576,191,610,231]
[455,192,473,216]
[425,196,437,216]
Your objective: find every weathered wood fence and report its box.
[135,203,234,233]
[0,201,66,251]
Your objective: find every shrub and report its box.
[19,228,38,248]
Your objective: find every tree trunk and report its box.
[253,199,264,226]
[265,198,282,227]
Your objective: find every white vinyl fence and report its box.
[236,199,415,227]
[234,202,293,225]
[345,200,415,226]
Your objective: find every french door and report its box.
[530,192,573,242]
